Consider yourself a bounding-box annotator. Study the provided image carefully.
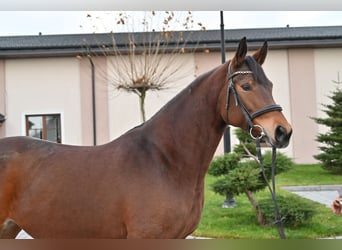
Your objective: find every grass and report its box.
[277,164,342,186]
[192,164,342,239]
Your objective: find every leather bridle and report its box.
[225,60,287,239]
[225,61,283,139]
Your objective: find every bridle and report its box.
[225,61,286,239]
[225,61,283,139]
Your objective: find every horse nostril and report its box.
[275,125,287,143]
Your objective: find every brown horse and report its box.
[0,37,292,238]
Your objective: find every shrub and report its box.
[208,153,240,176]
[210,161,261,195]
[258,194,316,228]
[313,79,342,174]
[209,150,294,195]
[208,128,295,226]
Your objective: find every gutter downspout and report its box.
[88,55,97,146]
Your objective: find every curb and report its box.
[282,185,342,192]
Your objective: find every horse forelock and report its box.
[245,56,271,87]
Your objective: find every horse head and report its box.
[220,37,292,148]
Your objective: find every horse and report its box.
[0,37,292,238]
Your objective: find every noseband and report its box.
[225,62,282,138]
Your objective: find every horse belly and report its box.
[10,169,128,238]
[12,193,127,238]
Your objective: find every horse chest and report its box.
[175,187,205,237]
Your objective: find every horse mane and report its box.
[154,66,219,110]
[245,56,271,87]
[140,65,222,129]
[188,66,219,89]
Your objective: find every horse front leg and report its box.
[0,219,22,239]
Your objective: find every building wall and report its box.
[107,53,196,141]
[0,60,5,137]
[79,57,110,146]
[287,49,319,163]
[314,48,342,131]
[1,46,342,163]
[5,57,83,145]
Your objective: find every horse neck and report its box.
[144,63,228,178]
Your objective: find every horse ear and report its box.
[232,37,247,69]
[253,41,268,65]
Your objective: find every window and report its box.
[26,114,61,143]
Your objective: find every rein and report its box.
[226,62,286,239]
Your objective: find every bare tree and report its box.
[85,11,206,122]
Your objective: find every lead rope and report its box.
[227,62,286,239]
[254,135,286,239]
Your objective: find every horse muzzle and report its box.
[269,125,292,148]
[251,124,292,149]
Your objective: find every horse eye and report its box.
[241,83,252,91]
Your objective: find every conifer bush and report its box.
[258,194,316,228]
[313,79,342,174]
[208,128,294,225]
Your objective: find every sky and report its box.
[0,11,341,36]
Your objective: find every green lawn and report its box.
[277,164,342,186]
[193,164,342,239]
